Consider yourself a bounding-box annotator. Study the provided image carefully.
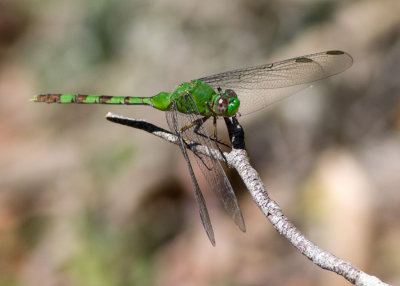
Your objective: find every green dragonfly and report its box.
[32,50,353,245]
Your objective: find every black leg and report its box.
[192,117,231,148]
[211,117,229,165]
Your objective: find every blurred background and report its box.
[1,0,399,285]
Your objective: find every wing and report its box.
[166,95,245,239]
[199,50,353,115]
[166,102,216,245]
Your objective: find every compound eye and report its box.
[216,97,228,115]
[225,89,237,98]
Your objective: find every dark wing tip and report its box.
[326,50,345,55]
[326,50,353,69]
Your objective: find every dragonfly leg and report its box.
[189,116,229,165]
[179,117,208,133]
[178,110,230,165]
[179,116,229,166]
[210,116,229,165]
[183,116,230,148]
[204,102,231,148]
[178,117,213,171]
[178,116,214,145]
[179,131,213,172]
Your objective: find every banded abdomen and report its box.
[31,94,152,105]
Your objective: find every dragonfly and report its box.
[32,50,353,246]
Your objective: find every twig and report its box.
[106,112,390,286]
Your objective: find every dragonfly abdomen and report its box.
[31,94,153,105]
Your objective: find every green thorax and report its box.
[152,80,240,117]
[150,80,217,116]
[171,80,216,115]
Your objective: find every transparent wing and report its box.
[166,103,215,245]
[166,95,245,236]
[199,50,353,115]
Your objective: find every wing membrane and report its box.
[166,103,216,245]
[199,50,353,115]
[166,95,245,241]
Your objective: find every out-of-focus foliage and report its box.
[0,0,399,285]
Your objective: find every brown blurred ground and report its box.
[0,0,399,285]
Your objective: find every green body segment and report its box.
[171,80,217,116]
[32,93,153,105]
[32,80,225,116]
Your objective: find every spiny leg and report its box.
[180,115,230,148]
[186,116,229,165]
[210,116,229,165]
[179,116,208,133]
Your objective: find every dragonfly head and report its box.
[213,89,240,117]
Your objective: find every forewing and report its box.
[199,50,353,115]
[166,103,215,245]
[169,95,245,232]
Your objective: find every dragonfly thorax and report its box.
[212,89,240,117]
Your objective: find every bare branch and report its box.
[105,112,390,286]
[106,112,225,161]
